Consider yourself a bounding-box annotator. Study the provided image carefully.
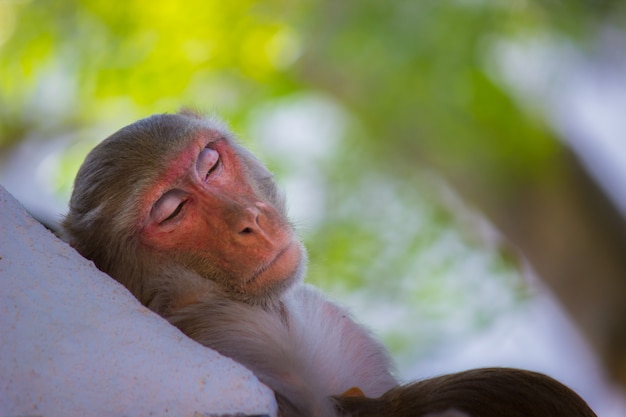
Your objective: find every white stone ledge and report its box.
[0,185,277,417]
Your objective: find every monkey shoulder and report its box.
[282,284,398,397]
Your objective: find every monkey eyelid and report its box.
[162,200,187,223]
[197,147,221,183]
[151,189,189,225]
[204,155,221,181]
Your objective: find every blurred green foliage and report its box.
[2,0,622,368]
[0,0,303,145]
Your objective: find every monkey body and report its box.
[169,283,396,416]
[62,111,597,417]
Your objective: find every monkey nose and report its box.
[238,205,261,235]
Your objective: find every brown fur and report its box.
[335,367,597,417]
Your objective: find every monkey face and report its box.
[64,112,306,307]
[137,128,305,302]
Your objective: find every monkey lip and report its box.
[245,241,301,287]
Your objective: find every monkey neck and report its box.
[143,264,221,315]
[145,262,298,321]
[267,299,290,328]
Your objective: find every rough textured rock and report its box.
[0,185,277,417]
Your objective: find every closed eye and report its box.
[162,200,187,222]
[197,147,220,182]
[151,190,188,224]
[205,155,220,180]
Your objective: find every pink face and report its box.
[139,131,303,297]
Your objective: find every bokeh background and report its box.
[2,1,626,414]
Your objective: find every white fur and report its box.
[168,283,398,417]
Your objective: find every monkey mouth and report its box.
[246,245,290,282]
[245,241,301,288]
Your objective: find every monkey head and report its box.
[62,111,306,312]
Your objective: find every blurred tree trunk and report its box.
[451,148,626,385]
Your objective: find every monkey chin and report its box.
[241,241,306,305]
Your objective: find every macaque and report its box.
[62,111,597,417]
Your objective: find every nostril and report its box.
[237,205,261,235]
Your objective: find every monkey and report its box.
[62,110,396,416]
[61,110,597,417]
